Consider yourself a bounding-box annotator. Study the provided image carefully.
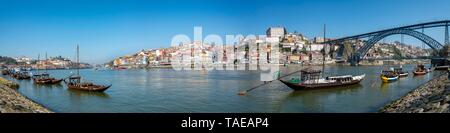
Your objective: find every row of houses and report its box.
[111,27,337,68]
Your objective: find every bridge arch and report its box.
[357,29,443,59]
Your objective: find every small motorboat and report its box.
[394,67,408,77]
[380,70,398,83]
[413,71,427,75]
[413,64,428,76]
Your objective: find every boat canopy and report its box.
[300,68,322,84]
[69,76,81,79]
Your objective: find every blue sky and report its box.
[1,0,450,63]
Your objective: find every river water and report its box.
[1,64,444,113]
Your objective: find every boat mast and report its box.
[322,24,326,77]
[37,54,40,74]
[77,44,80,76]
[45,52,48,73]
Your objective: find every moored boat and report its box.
[1,69,10,75]
[32,53,63,85]
[66,76,111,92]
[393,67,408,77]
[413,71,427,75]
[64,45,112,92]
[279,68,365,90]
[380,70,398,83]
[12,71,31,80]
[33,73,63,84]
[413,64,428,76]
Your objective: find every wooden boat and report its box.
[64,45,112,92]
[33,73,63,84]
[393,67,408,77]
[279,34,366,91]
[380,70,398,83]
[413,71,427,75]
[32,54,63,85]
[413,64,428,76]
[1,69,10,75]
[279,69,365,90]
[12,71,31,80]
[66,76,111,92]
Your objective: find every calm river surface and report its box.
[1,64,444,113]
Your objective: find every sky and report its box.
[1,0,450,64]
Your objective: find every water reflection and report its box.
[68,89,110,98]
[1,64,444,113]
[33,83,63,89]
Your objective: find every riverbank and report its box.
[380,73,450,113]
[0,77,52,113]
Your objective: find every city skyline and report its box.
[1,0,450,64]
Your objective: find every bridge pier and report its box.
[349,54,360,66]
[446,22,449,45]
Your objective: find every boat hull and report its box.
[12,75,31,80]
[413,71,427,75]
[398,73,408,77]
[279,79,363,91]
[381,76,398,83]
[33,78,63,84]
[67,84,111,92]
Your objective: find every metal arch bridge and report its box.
[322,20,450,65]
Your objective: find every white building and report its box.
[308,44,325,51]
[14,56,33,64]
[266,27,287,38]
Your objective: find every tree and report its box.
[0,56,17,65]
[342,42,354,60]
[301,46,307,54]
[392,45,403,60]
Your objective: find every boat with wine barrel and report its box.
[32,53,63,85]
[64,45,111,92]
[279,68,365,90]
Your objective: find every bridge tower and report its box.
[445,22,450,57]
[349,44,359,66]
[445,22,449,45]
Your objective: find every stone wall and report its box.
[0,77,52,113]
[380,74,450,113]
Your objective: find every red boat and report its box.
[413,64,427,76]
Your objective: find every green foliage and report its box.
[301,46,307,53]
[392,45,403,60]
[342,42,354,60]
[0,56,17,65]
